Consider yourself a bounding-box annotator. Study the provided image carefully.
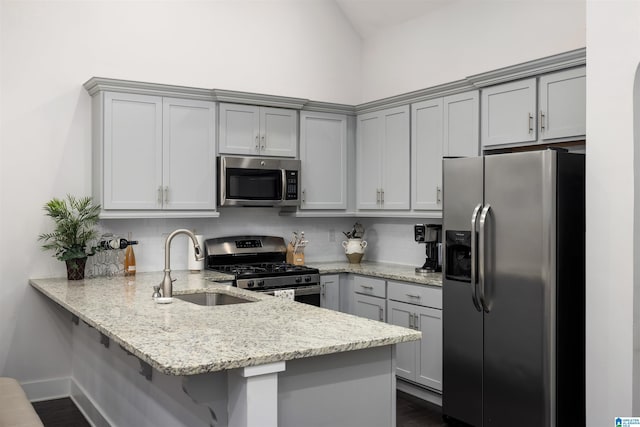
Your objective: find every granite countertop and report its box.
[309,261,443,287]
[29,271,420,376]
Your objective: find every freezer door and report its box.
[442,156,484,427]
[482,151,556,427]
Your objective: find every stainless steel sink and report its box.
[173,292,255,306]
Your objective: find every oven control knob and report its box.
[295,277,302,283]
[247,281,255,288]
[257,280,265,287]
[304,276,311,283]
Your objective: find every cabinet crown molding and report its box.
[84,47,586,116]
[355,47,586,114]
[213,89,308,110]
[83,77,215,101]
[466,47,586,88]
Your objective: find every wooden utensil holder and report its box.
[286,243,305,265]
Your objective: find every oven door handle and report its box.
[265,284,320,296]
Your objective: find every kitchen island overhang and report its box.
[30,271,420,427]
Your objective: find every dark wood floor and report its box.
[397,390,449,427]
[32,392,446,426]
[32,398,90,427]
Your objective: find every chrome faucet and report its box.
[158,229,204,298]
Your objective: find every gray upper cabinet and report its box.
[538,67,586,141]
[443,91,479,157]
[102,92,163,211]
[411,98,443,211]
[218,102,297,157]
[481,78,538,148]
[481,66,586,150]
[299,111,348,210]
[412,91,478,211]
[357,105,410,210]
[94,91,216,217]
[162,98,217,210]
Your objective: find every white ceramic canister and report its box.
[342,238,367,264]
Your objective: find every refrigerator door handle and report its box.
[470,203,483,312]
[479,204,492,313]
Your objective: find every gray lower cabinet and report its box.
[353,275,386,321]
[387,281,443,392]
[320,274,340,311]
[354,293,386,322]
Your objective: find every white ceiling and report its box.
[335,0,451,38]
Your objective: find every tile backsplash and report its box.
[99,209,441,272]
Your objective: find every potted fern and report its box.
[38,195,101,280]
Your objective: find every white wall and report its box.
[0,0,362,390]
[586,1,639,423]
[360,0,586,102]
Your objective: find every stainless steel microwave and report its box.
[218,156,301,207]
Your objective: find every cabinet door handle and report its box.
[261,135,265,150]
[379,307,384,321]
[302,189,306,203]
[436,186,441,203]
[164,186,169,203]
[409,313,414,329]
[528,113,534,134]
[157,186,163,204]
[540,111,546,131]
[255,135,259,151]
[376,189,380,203]
[381,189,385,204]
[407,293,421,300]
[414,313,420,330]
[361,285,374,290]
[320,283,325,297]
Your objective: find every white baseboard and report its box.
[20,377,71,402]
[70,380,113,427]
[19,376,112,427]
[397,379,442,406]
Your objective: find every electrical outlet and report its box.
[328,228,336,242]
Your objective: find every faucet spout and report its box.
[158,229,204,298]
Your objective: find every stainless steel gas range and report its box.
[204,235,321,306]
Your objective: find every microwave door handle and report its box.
[470,203,483,312]
[282,169,287,202]
[478,204,492,313]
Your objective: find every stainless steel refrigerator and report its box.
[442,149,585,427]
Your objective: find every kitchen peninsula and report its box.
[29,271,420,427]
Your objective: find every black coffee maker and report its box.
[414,224,442,274]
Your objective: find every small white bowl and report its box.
[155,297,173,304]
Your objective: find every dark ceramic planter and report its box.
[65,257,87,280]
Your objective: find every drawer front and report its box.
[353,275,386,298]
[387,280,441,309]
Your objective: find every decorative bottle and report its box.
[124,233,137,276]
